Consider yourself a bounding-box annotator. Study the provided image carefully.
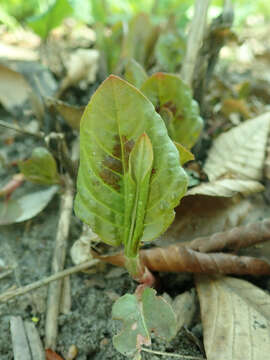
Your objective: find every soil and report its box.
[0,199,202,360]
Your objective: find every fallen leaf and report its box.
[157,195,252,245]
[0,185,58,225]
[204,112,270,181]
[46,97,84,130]
[172,289,197,333]
[196,275,270,360]
[59,49,99,94]
[0,63,31,111]
[45,348,64,360]
[186,179,264,197]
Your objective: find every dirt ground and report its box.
[0,199,203,360]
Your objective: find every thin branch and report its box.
[180,0,211,87]
[45,175,74,350]
[0,119,44,139]
[0,259,99,303]
[141,347,206,359]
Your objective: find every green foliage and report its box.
[19,147,61,185]
[155,30,186,72]
[124,59,148,89]
[27,0,73,39]
[95,21,123,74]
[141,73,203,149]
[121,13,160,69]
[74,75,187,254]
[112,287,177,357]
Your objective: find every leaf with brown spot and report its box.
[141,73,203,149]
[74,75,187,249]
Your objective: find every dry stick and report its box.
[0,259,99,303]
[0,119,44,138]
[10,316,32,360]
[45,175,74,350]
[180,0,211,87]
[141,347,205,359]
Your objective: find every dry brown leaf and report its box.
[95,245,270,275]
[157,195,252,246]
[196,275,270,360]
[46,97,84,130]
[204,112,270,181]
[172,290,197,333]
[187,179,264,197]
[189,217,270,253]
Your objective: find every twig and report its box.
[0,259,99,303]
[0,269,13,280]
[24,321,45,360]
[45,175,74,350]
[141,347,206,359]
[180,0,211,87]
[0,119,44,138]
[10,316,32,360]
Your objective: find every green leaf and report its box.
[174,142,194,165]
[19,147,61,185]
[141,73,203,149]
[95,21,123,75]
[74,75,187,249]
[0,185,58,225]
[121,13,160,68]
[155,31,186,72]
[112,288,177,357]
[125,58,148,89]
[27,0,73,39]
[125,133,153,256]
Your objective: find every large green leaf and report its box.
[141,73,203,149]
[74,75,187,250]
[27,0,73,39]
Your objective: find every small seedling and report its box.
[74,74,202,357]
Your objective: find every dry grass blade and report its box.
[196,275,270,360]
[189,217,270,253]
[204,112,270,181]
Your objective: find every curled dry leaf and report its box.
[204,112,270,181]
[189,217,270,253]
[196,275,270,360]
[94,245,270,275]
[186,179,264,197]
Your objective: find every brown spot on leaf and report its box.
[122,135,135,170]
[99,168,121,191]
[163,101,177,116]
[103,155,122,174]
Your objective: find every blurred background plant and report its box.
[0,0,270,33]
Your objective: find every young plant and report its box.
[74,75,191,356]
